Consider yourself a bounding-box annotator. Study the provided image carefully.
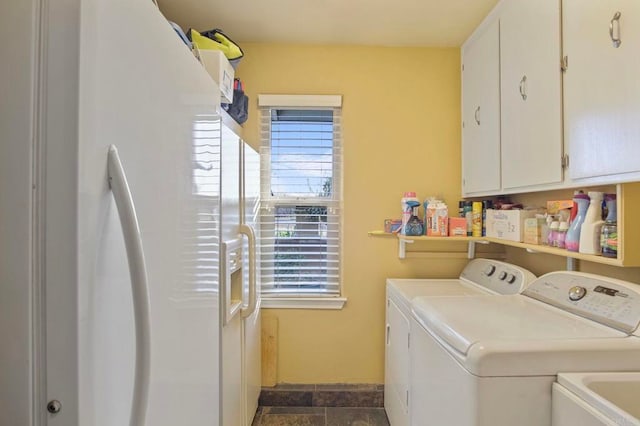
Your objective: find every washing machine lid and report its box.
[387,259,537,306]
[387,279,478,315]
[412,295,627,357]
[387,279,482,300]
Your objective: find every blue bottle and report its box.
[565,193,590,252]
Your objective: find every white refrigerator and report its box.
[218,119,262,426]
[0,0,260,424]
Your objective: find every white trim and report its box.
[258,94,342,108]
[261,297,347,310]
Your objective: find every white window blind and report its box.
[259,96,342,297]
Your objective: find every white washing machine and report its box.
[410,271,640,426]
[385,259,537,426]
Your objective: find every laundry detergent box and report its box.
[426,201,448,236]
[449,217,467,236]
[485,209,540,242]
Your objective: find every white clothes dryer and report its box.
[385,259,536,426]
[410,271,640,426]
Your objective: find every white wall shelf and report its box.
[370,183,640,268]
[369,232,628,267]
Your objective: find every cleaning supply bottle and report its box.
[579,192,605,255]
[601,194,618,258]
[548,221,560,247]
[404,200,424,236]
[401,192,419,235]
[556,221,569,249]
[424,199,430,234]
[565,193,590,252]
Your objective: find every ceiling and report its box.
[157,0,500,47]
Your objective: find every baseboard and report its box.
[259,383,384,408]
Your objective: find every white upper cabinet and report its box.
[461,19,501,196]
[564,0,640,182]
[500,0,563,190]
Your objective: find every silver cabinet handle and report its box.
[474,106,481,125]
[107,145,150,426]
[240,224,258,318]
[386,324,391,345]
[519,75,528,100]
[610,11,622,48]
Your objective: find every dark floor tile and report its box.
[313,390,384,408]
[366,409,390,426]
[263,407,325,415]
[259,390,314,407]
[258,414,325,426]
[251,407,264,426]
[326,407,390,426]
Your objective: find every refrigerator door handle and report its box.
[107,145,151,426]
[240,224,258,318]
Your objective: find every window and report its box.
[258,95,344,309]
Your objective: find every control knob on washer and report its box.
[484,265,496,276]
[569,286,587,301]
[507,274,517,284]
[498,271,508,281]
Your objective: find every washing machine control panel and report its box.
[460,259,536,295]
[523,272,640,334]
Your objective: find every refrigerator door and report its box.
[220,123,243,426]
[43,0,222,425]
[242,142,262,425]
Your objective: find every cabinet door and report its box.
[384,299,410,426]
[564,0,640,181]
[461,19,501,195]
[500,0,563,190]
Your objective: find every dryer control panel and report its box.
[523,272,640,334]
[460,259,536,295]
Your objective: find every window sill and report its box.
[260,297,347,310]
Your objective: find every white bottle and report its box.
[579,191,605,255]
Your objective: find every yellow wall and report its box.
[237,44,465,383]
[236,43,640,385]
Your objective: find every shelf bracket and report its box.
[467,241,476,259]
[398,238,414,259]
[566,257,579,271]
[468,240,490,259]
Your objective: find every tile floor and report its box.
[254,384,389,425]
[251,406,390,426]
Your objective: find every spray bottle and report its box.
[401,192,419,235]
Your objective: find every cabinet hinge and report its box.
[406,390,410,407]
[561,56,569,72]
[462,64,465,72]
[561,154,570,169]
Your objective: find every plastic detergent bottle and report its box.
[556,222,569,249]
[548,221,560,247]
[601,194,618,258]
[404,200,424,236]
[565,193,590,252]
[401,192,419,235]
[579,192,605,255]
